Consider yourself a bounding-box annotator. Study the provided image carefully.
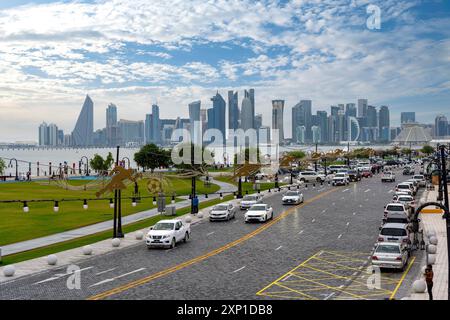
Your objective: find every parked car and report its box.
[328,165,347,174]
[244,204,273,223]
[146,219,190,249]
[347,170,362,182]
[361,169,373,178]
[402,181,418,195]
[384,212,409,225]
[239,194,262,210]
[394,189,413,198]
[381,171,396,182]
[384,203,409,220]
[297,171,325,183]
[209,203,236,221]
[377,223,411,250]
[394,195,416,213]
[411,174,426,187]
[282,190,304,205]
[395,183,415,195]
[372,242,409,271]
[332,173,350,186]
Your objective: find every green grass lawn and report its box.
[0,176,220,246]
[214,176,282,194]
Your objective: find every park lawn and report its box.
[0,194,235,266]
[214,176,281,194]
[0,176,220,246]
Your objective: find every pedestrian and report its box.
[424,264,434,300]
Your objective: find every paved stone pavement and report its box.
[0,167,424,300]
[408,188,448,300]
[0,177,235,256]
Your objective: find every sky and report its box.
[0,0,449,142]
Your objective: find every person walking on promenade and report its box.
[424,264,434,300]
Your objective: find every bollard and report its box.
[197,212,204,219]
[112,238,121,247]
[3,265,15,277]
[429,236,438,245]
[82,245,93,255]
[135,231,144,240]
[412,279,427,293]
[427,254,436,264]
[47,254,58,265]
[427,244,437,254]
[185,216,192,223]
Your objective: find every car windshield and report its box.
[386,218,408,224]
[285,191,298,196]
[381,228,407,236]
[413,175,424,179]
[384,172,392,175]
[398,197,413,201]
[243,195,257,201]
[335,173,345,177]
[376,245,401,254]
[153,222,174,231]
[348,171,357,174]
[249,205,266,211]
[397,185,410,189]
[213,205,228,211]
[386,205,404,211]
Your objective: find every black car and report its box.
[348,170,362,182]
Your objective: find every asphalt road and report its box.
[0,166,424,300]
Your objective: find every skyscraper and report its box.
[401,112,416,124]
[240,95,254,131]
[48,123,58,146]
[145,114,153,143]
[208,92,226,143]
[228,91,239,131]
[435,115,448,137]
[151,104,161,144]
[345,103,357,117]
[255,113,263,130]
[272,100,284,144]
[311,126,321,143]
[242,89,255,129]
[72,95,94,146]
[188,100,201,145]
[292,100,312,143]
[357,99,368,118]
[38,122,49,146]
[316,111,328,143]
[106,103,118,146]
[378,105,390,142]
[367,105,378,127]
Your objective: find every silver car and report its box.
[372,242,409,270]
[209,203,236,221]
[378,223,411,250]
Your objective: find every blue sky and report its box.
[0,0,449,141]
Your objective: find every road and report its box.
[0,167,424,300]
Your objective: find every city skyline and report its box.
[0,0,450,141]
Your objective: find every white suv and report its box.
[297,171,325,183]
[332,173,349,186]
[381,171,396,182]
[146,219,191,249]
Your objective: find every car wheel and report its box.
[316,177,321,182]
[183,232,189,243]
[170,238,176,248]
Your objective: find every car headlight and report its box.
[163,235,170,239]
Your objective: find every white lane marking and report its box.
[206,231,215,236]
[311,218,315,223]
[275,245,283,251]
[322,209,327,213]
[339,285,344,288]
[388,189,394,193]
[337,234,342,239]
[232,266,246,273]
[359,204,363,207]
[352,212,356,215]
[233,220,239,224]
[281,275,291,282]
[332,202,335,206]
[33,266,93,285]
[364,189,371,193]
[324,292,335,300]
[298,230,304,235]
[89,268,146,287]
[346,222,350,226]
[96,268,116,276]
[342,189,349,193]
[365,199,369,201]
[353,272,358,276]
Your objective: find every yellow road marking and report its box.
[88,188,340,300]
[389,256,416,300]
[273,282,318,300]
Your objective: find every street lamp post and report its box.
[115,146,124,238]
[438,145,450,298]
[190,142,197,214]
[315,143,318,172]
[8,158,18,180]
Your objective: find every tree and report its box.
[134,144,171,172]
[89,152,114,174]
[0,158,6,175]
[288,150,306,161]
[401,148,412,156]
[421,145,434,156]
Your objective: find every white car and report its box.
[244,204,274,223]
[394,195,416,213]
[381,171,396,182]
[377,223,411,250]
[146,219,190,249]
[332,173,349,186]
[239,194,262,210]
[209,203,236,221]
[297,171,325,183]
[372,242,409,270]
[384,203,409,220]
[412,174,426,187]
[395,183,415,195]
[282,190,304,205]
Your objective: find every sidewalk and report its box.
[409,187,448,300]
[0,188,275,283]
[0,178,236,256]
